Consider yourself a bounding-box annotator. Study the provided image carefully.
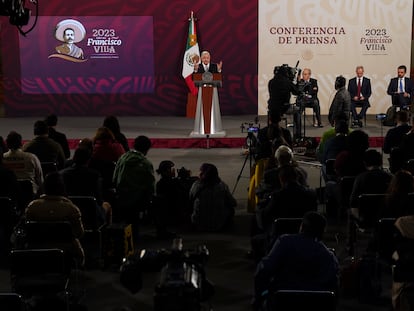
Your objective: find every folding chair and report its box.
[267,218,303,251]
[357,194,386,230]
[376,217,397,264]
[68,196,105,267]
[24,220,76,273]
[0,197,18,260]
[10,248,70,311]
[0,292,25,311]
[16,179,34,212]
[349,194,386,256]
[40,161,58,177]
[269,289,336,311]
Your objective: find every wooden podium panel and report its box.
[190,73,225,137]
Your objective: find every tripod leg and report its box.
[232,153,250,195]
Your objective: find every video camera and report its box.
[274,61,301,83]
[120,238,214,311]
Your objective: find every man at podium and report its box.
[191,51,225,137]
[194,50,222,74]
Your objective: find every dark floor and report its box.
[0,114,396,311]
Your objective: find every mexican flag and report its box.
[182,11,200,96]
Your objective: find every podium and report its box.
[190,72,226,137]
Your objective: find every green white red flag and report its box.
[182,11,200,96]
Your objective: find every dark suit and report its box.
[348,76,371,120]
[295,78,322,137]
[196,63,220,74]
[387,77,414,108]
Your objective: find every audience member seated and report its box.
[176,166,199,223]
[113,136,154,225]
[253,211,339,311]
[25,172,85,266]
[322,120,349,165]
[60,147,112,225]
[383,111,411,155]
[22,120,66,170]
[257,145,308,201]
[392,214,414,311]
[189,163,236,232]
[316,111,350,162]
[45,113,70,159]
[256,111,292,161]
[103,115,130,152]
[153,160,189,238]
[258,165,317,233]
[349,149,392,219]
[91,126,125,164]
[3,131,43,196]
[0,147,19,203]
[382,170,414,218]
[398,117,414,164]
[335,129,369,178]
[64,137,93,168]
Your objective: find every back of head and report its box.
[44,171,66,196]
[6,131,23,150]
[363,149,382,167]
[103,115,121,134]
[388,170,414,195]
[45,114,58,127]
[73,147,92,166]
[335,120,348,135]
[133,135,151,155]
[78,138,93,154]
[269,110,281,124]
[156,160,175,177]
[199,163,220,185]
[301,211,327,240]
[34,120,49,136]
[94,127,115,142]
[396,110,409,123]
[347,130,369,153]
[335,75,346,90]
[275,145,294,166]
[278,164,298,185]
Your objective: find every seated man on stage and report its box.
[387,65,414,110]
[296,68,323,129]
[348,65,372,127]
[293,68,322,138]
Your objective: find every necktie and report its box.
[357,78,361,97]
[399,78,404,93]
[204,64,209,72]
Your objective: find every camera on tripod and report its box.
[120,238,214,311]
[274,61,301,83]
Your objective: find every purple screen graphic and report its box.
[19,16,154,94]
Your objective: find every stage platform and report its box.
[0,114,388,149]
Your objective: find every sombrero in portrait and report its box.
[54,19,86,43]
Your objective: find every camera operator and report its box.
[256,111,292,161]
[268,65,300,117]
[294,68,323,138]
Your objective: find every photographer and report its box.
[294,68,323,138]
[268,65,299,117]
